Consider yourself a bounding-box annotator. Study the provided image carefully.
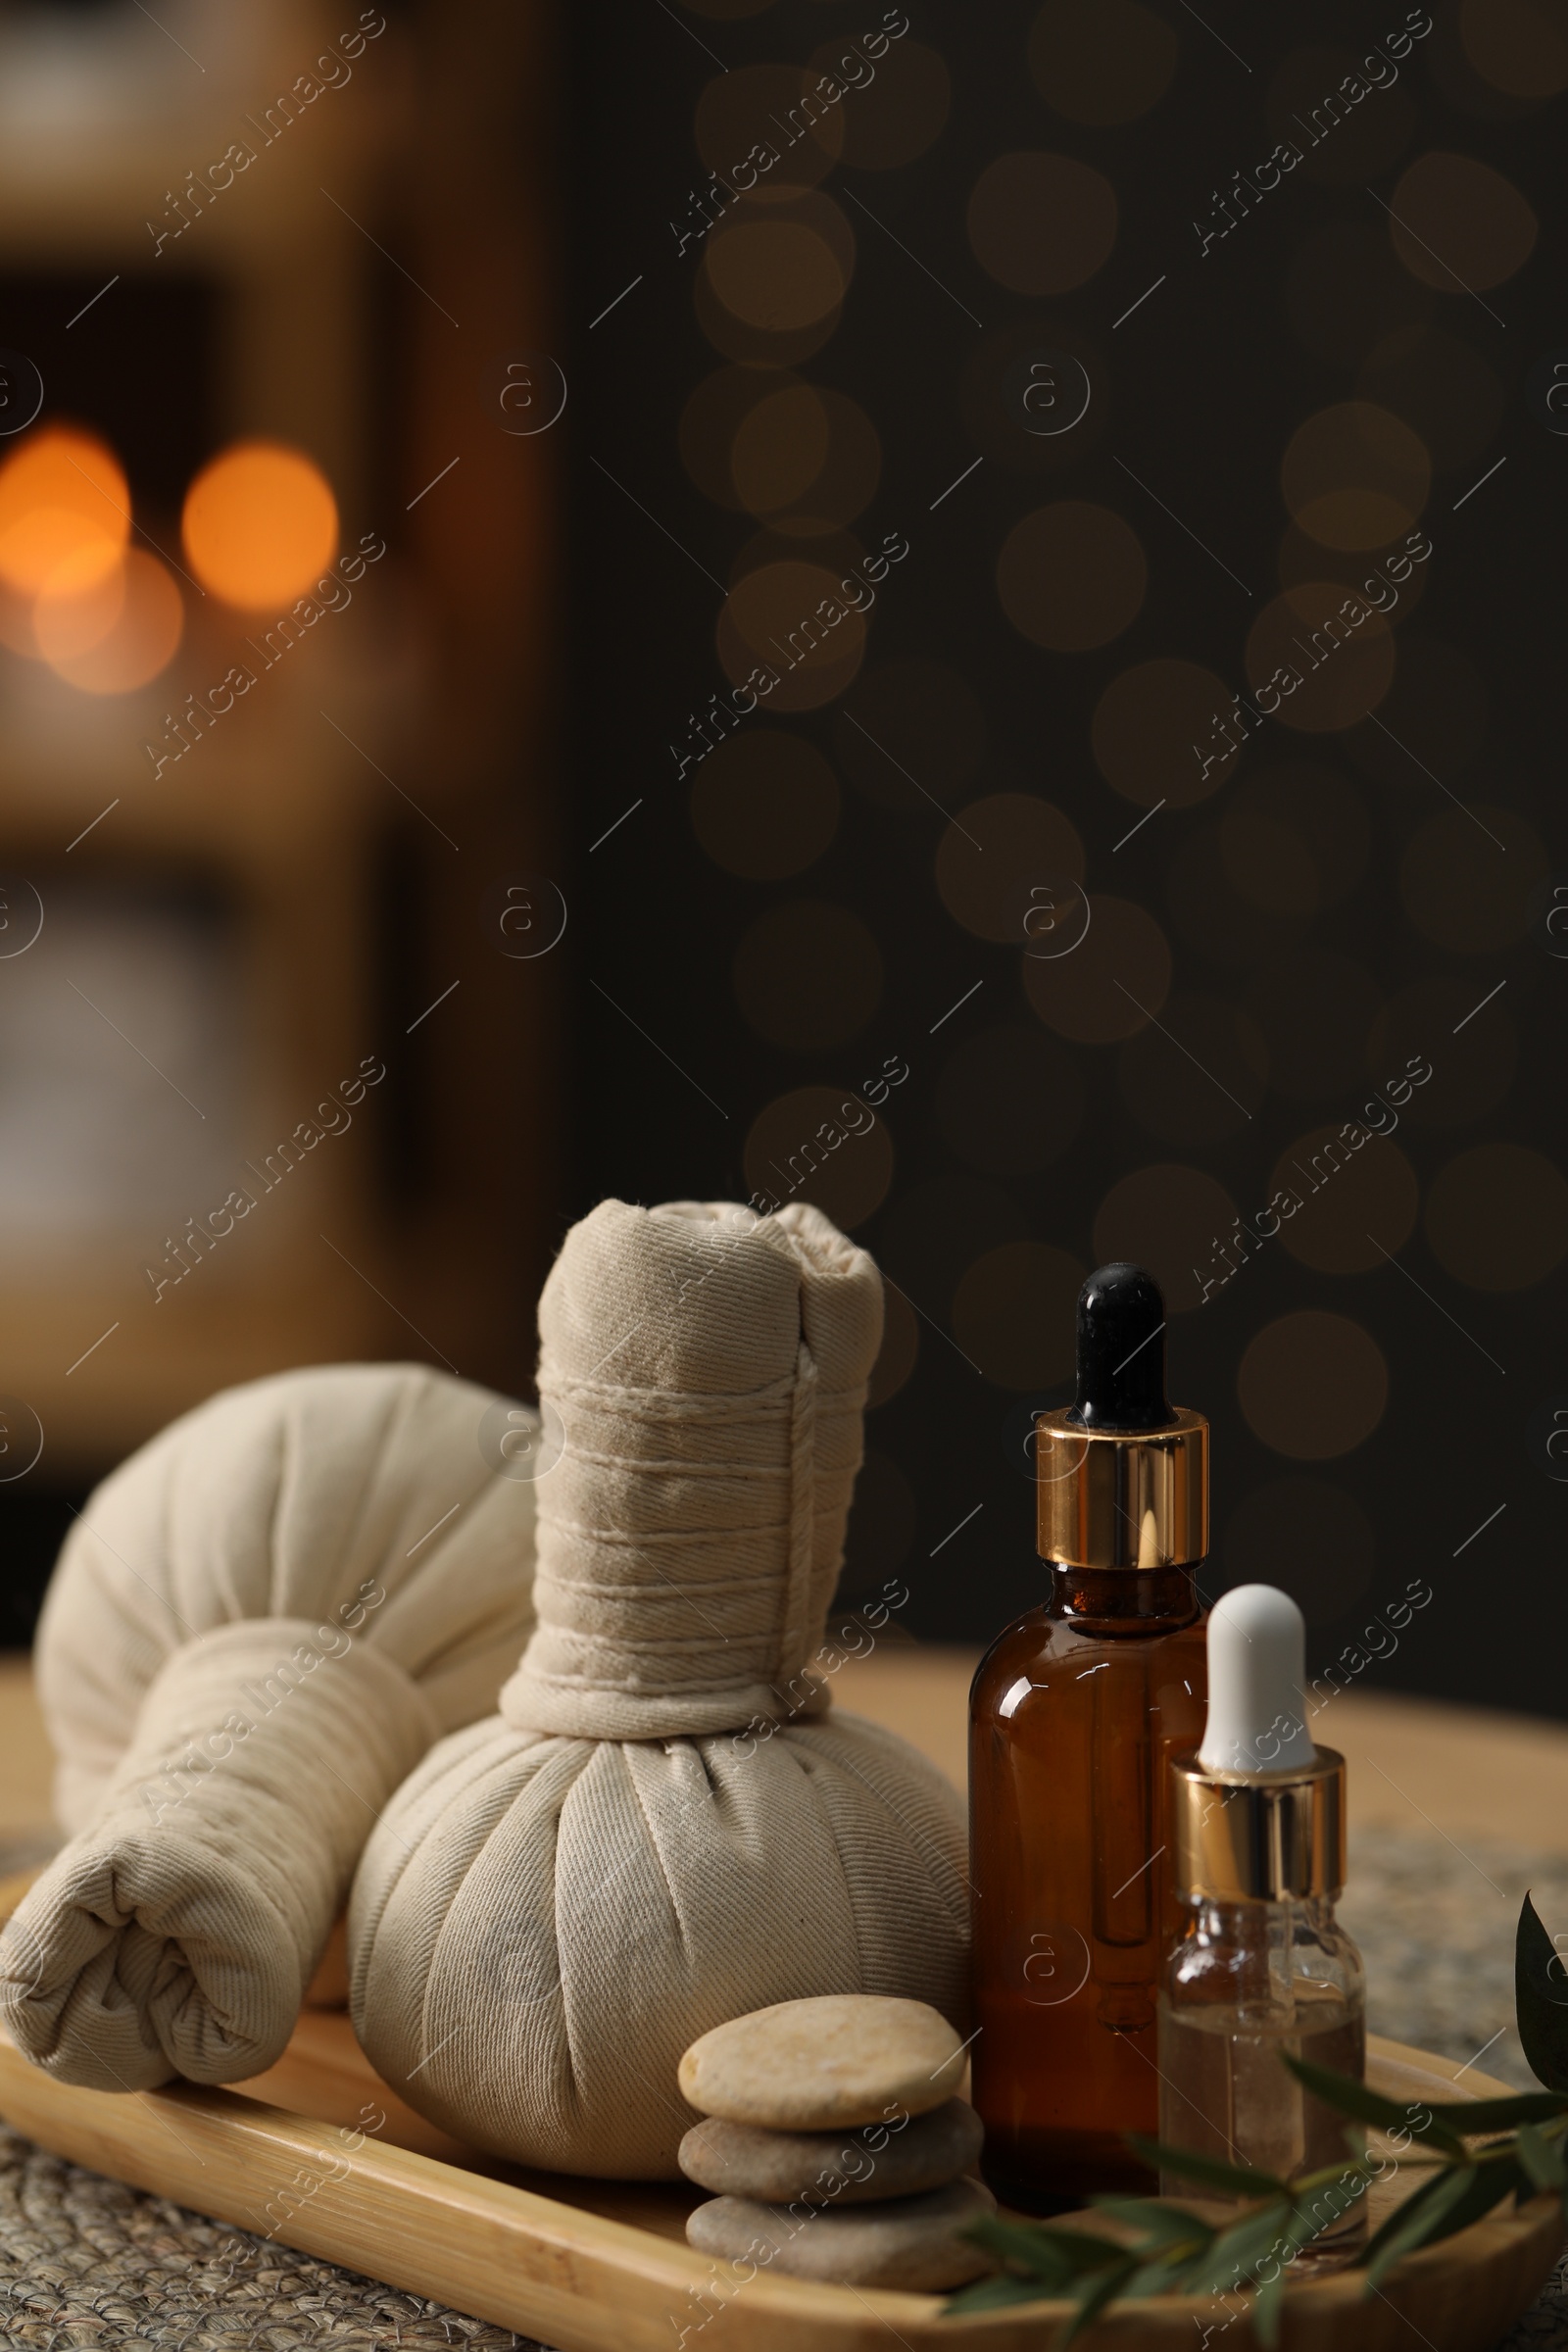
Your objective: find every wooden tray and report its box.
[0,1897,1558,2349]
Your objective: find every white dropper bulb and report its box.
[1198,1583,1317,1777]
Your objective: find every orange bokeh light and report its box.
[0,426,129,599]
[182,439,338,609]
[33,544,128,662]
[43,548,183,694]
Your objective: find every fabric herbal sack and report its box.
[348,1200,970,2180]
[0,1363,539,2093]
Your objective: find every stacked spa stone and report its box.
[677,1995,996,2292]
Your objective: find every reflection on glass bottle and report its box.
[1159,1585,1367,2261]
[969,1264,1210,2208]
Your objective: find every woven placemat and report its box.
[0,1824,1564,2349]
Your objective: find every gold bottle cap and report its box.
[1170,1749,1347,1901]
[1035,1263,1209,1570]
[1035,1406,1209,1569]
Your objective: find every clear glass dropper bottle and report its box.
[1160,1583,1366,2261]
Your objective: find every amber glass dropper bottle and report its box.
[969,1262,1210,2210]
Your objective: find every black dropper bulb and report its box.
[1066,1262,1171,1432]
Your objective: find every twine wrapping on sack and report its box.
[0,1364,539,2090]
[349,1201,971,2179]
[500,1200,863,1740]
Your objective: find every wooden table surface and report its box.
[6,1641,1567,1857]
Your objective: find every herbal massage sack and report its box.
[348,1200,969,2180]
[0,1363,539,2093]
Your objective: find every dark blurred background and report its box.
[1,0,1563,1719]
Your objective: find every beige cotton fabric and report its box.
[349,1201,970,2180]
[1,1363,539,2090]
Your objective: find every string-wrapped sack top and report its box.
[349,1201,970,2179]
[503,1194,876,1739]
[1,1364,539,2091]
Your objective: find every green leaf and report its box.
[1063,2259,1139,2345]
[1126,2133,1290,2200]
[959,2214,1121,2283]
[1121,2255,1199,2303]
[1186,2199,1296,2298]
[1515,2122,1568,2193]
[1421,2091,1568,2132]
[942,2272,1066,2315]
[1281,2055,1466,2155]
[1254,2260,1287,2350]
[1363,2164,1481,2289]
[1518,1892,1568,2096]
[1362,2157,1529,2290]
[1090,2195,1216,2254]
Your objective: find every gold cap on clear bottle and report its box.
[1170,1749,1348,1900]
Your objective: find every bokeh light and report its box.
[1426,1144,1568,1290]
[703,192,854,335]
[731,383,881,530]
[690,730,840,878]
[996,502,1146,651]
[953,1241,1084,1387]
[1092,658,1239,807]
[1022,894,1171,1044]
[1386,151,1539,290]
[733,899,882,1050]
[935,791,1083,943]
[1118,993,1267,1144]
[745,1084,895,1230]
[731,381,828,513]
[1093,1163,1240,1316]
[966,152,1117,295]
[696,65,843,190]
[1398,804,1546,951]
[1281,402,1430,550]
[1028,0,1177,123]
[815,36,951,168]
[1269,1122,1419,1273]
[716,556,867,711]
[1460,0,1568,97]
[31,544,126,663]
[0,426,128,601]
[682,367,795,512]
[1239,1312,1389,1459]
[43,548,182,694]
[1244,581,1396,733]
[183,440,337,611]
[1275,517,1431,620]
[934,1024,1084,1175]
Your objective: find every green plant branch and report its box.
[944,1892,1568,2340]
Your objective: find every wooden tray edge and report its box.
[0,1861,1562,2350]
